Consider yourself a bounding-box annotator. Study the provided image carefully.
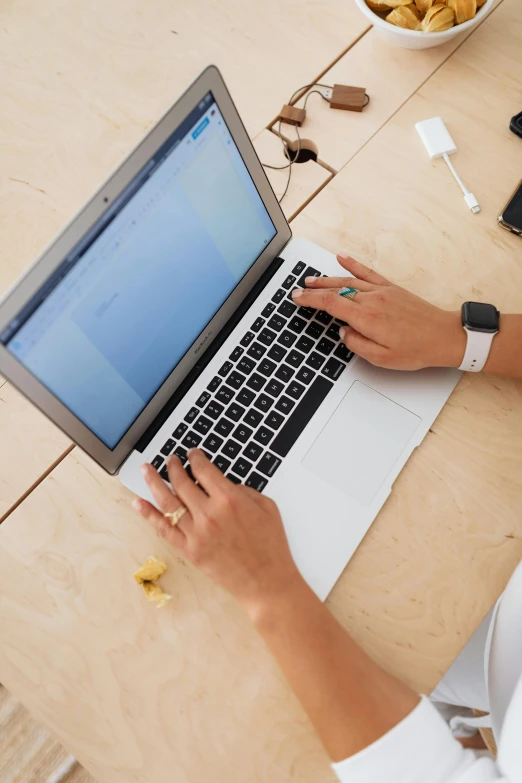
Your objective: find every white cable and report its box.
[442,153,481,214]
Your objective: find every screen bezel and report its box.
[0,65,291,473]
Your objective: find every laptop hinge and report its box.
[134,255,286,452]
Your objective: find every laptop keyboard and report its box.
[150,262,353,493]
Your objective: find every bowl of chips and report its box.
[354,0,494,49]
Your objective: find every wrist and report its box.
[434,311,467,368]
[242,571,311,628]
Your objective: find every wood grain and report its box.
[0,0,368,521]
[276,0,502,171]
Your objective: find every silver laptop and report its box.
[0,66,459,600]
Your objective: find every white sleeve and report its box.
[332,696,507,783]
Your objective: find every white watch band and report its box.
[458,327,497,372]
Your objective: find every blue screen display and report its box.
[2,94,276,448]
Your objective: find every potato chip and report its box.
[134,555,168,584]
[447,0,477,23]
[414,0,435,12]
[142,581,172,609]
[387,4,421,28]
[421,3,455,30]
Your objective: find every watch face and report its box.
[462,302,499,332]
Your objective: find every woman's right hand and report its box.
[292,253,466,371]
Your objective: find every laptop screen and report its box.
[0,92,276,449]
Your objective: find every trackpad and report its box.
[302,381,421,505]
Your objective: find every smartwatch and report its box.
[459,301,500,372]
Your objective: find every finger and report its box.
[304,276,377,292]
[187,449,229,497]
[132,497,186,549]
[292,287,364,327]
[336,254,391,287]
[339,325,388,366]
[141,462,180,513]
[166,455,209,517]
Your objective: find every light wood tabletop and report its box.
[0,0,368,520]
[1,0,522,781]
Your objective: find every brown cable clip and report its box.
[329,85,367,112]
[277,104,306,126]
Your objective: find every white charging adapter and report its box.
[415,116,480,214]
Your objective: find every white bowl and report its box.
[354,0,494,49]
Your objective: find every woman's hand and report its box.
[134,451,302,616]
[292,253,466,371]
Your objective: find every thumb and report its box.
[339,326,387,367]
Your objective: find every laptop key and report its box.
[278,300,297,318]
[182,431,202,449]
[271,288,285,304]
[245,471,268,492]
[246,372,266,392]
[172,422,188,440]
[253,426,274,446]
[286,350,305,368]
[240,331,255,347]
[193,416,212,436]
[225,402,245,422]
[275,395,295,415]
[334,343,353,362]
[174,446,188,463]
[288,316,306,334]
[296,366,315,385]
[315,310,332,326]
[297,306,316,320]
[229,346,244,362]
[267,314,286,332]
[215,418,234,437]
[265,379,284,398]
[317,337,335,356]
[251,317,265,332]
[287,381,306,400]
[247,342,266,360]
[160,439,176,456]
[215,386,234,405]
[257,452,282,478]
[264,411,285,430]
[254,394,274,413]
[184,407,198,424]
[219,362,234,377]
[270,376,333,458]
[243,441,263,461]
[261,302,276,317]
[232,457,253,478]
[213,454,231,474]
[267,344,287,362]
[243,409,263,428]
[203,433,224,453]
[297,266,321,287]
[282,274,296,290]
[292,261,306,275]
[222,439,242,459]
[160,465,170,483]
[277,329,297,348]
[236,388,256,407]
[275,364,294,383]
[258,358,276,377]
[233,424,253,444]
[325,323,340,342]
[306,351,325,371]
[258,328,277,346]
[226,473,242,485]
[322,357,345,380]
[151,455,164,470]
[207,375,222,392]
[237,357,256,375]
[295,335,314,354]
[206,400,225,419]
[226,371,246,390]
[195,391,211,407]
[305,321,324,340]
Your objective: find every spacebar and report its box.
[270,375,333,458]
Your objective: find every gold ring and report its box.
[164,505,188,526]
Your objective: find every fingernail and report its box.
[292,288,303,299]
[140,464,150,476]
[337,252,349,260]
[305,276,317,286]
[339,327,346,340]
[132,498,142,511]
[187,448,197,457]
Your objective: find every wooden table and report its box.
[1,0,522,781]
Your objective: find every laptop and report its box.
[0,66,459,600]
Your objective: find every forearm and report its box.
[245,577,419,763]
